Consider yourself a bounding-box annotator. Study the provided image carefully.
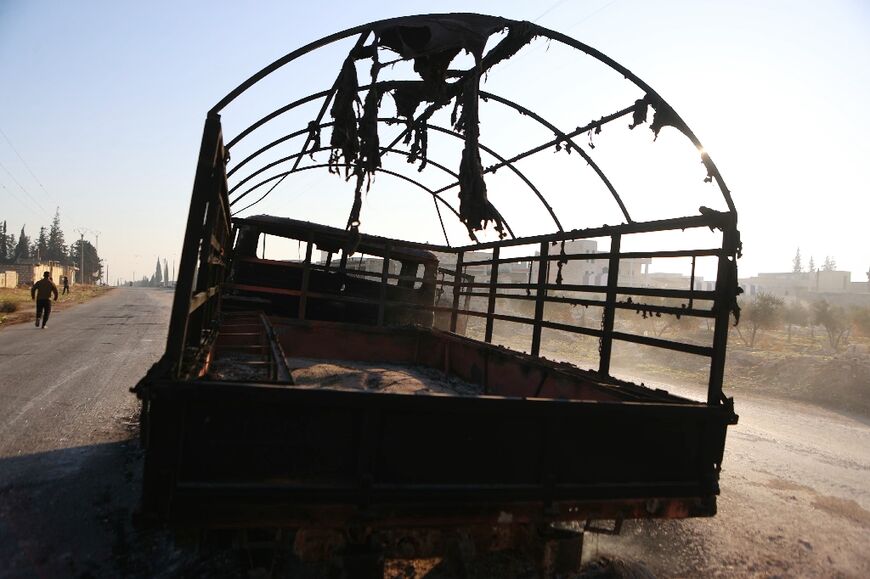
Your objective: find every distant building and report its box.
[530,239,651,288]
[739,270,870,306]
[643,272,712,292]
[741,270,849,298]
[5,259,77,287]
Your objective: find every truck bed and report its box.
[139,314,730,529]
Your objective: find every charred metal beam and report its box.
[225,89,330,151]
[230,139,458,200]
[540,26,736,215]
[423,123,562,232]
[453,212,731,252]
[480,91,632,223]
[210,14,735,218]
[230,163,467,234]
[226,116,548,234]
[227,144,474,237]
[248,32,371,211]
[432,102,637,197]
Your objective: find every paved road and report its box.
[0,288,170,457]
[0,288,173,577]
[593,380,870,577]
[0,289,867,577]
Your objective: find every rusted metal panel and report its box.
[137,14,745,540]
[140,377,728,526]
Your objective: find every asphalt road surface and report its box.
[0,288,868,577]
[0,288,173,578]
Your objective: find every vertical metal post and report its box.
[598,234,621,376]
[449,251,464,333]
[484,246,500,343]
[165,113,223,377]
[377,245,391,326]
[531,242,549,357]
[298,232,314,320]
[707,225,736,405]
[689,255,697,309]
[338,248,349,273]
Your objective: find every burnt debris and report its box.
[324,18,537,239]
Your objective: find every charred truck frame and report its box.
[135,13,742,572]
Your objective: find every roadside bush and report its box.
[0,300,18,313]
[737,292,783,348]
[850,305,870,338]
[812,299,849,351]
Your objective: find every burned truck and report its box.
[135,13,741,572]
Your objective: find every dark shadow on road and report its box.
[0,439,184,578]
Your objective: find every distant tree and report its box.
[153,257,163,286]
[0,221,7,261]
[46,208,67,262]
[163,259,169,286]
[783,301,810,342]
[812,299,849,351]
[70,239,102,284]
[33,227,49,260]
[737,292,783,348]
[808,256,816,272]
[822,256,837,272]
[792,247,802,273]
[13,226,30,260]
[636,297,698,337]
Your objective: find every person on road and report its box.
[62,275,70,295]
[31,272,58,329]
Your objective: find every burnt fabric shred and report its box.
[358,54,382,179]
[325,18,535,239]
[646,95,690,141]
[328,58,361,177]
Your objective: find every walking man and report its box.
[31,271,58,329]
[62,275,70,295]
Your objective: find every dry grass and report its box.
[0,285,113,328]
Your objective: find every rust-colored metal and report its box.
[136,14,743,554]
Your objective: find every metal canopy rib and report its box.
[226,117,552,233]
[210,13,736,222]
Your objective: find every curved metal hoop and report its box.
[230,161,515,242]
[227,117,560,232]
[213,13,736,222]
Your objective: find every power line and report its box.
[0,175,42,218]
[0,126,62,208]
[496,0,624,74]
[563,0,622,30]
[531,0,572,23]
[0,158,48,216]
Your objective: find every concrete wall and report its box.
[8,263,75,287]
[0,270,18,288]
[743,270,853,298]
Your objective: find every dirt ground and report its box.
[464,307,870,419]
[0,285,113,328]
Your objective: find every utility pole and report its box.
[93,231,101,284]
[79,233,84,285]
[74,227,89,285]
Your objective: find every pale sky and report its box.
[1,0,868,284]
